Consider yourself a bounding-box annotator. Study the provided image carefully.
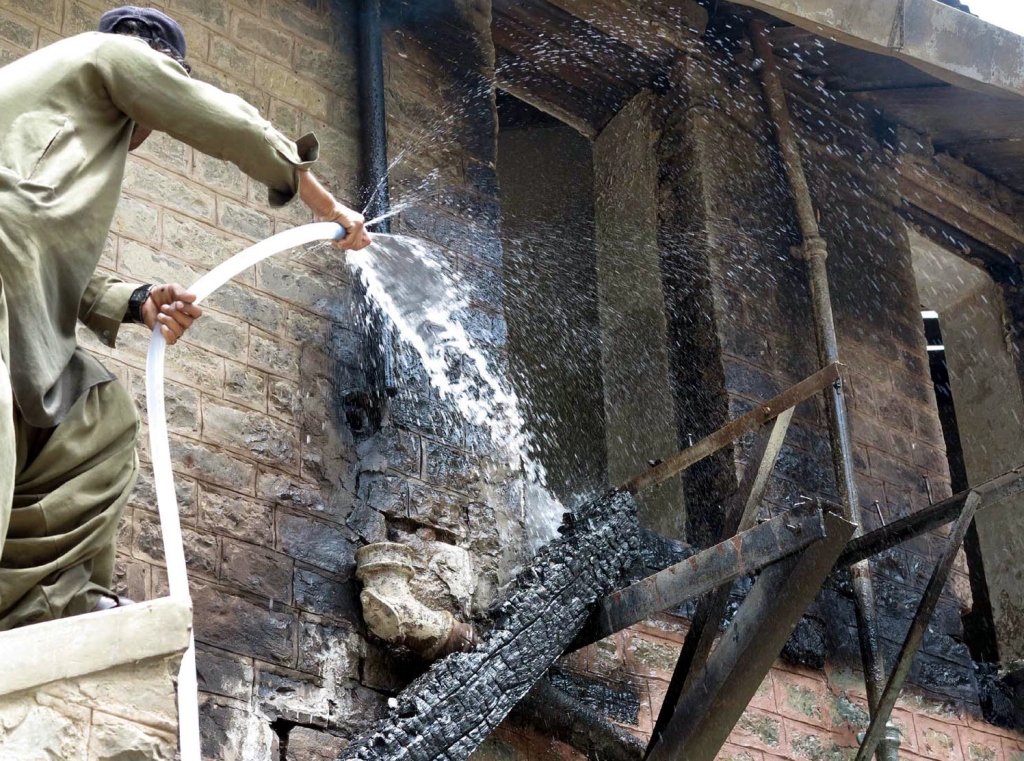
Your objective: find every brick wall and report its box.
[0,0,527,757]
[543,618,1024,761]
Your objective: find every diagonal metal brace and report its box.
[854,491,983,761]
[646,511,856,761]
[647,411,794,747]
[575,499,825,647]
[623,363,840,494]
[839,465,1024,567]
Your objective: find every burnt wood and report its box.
[339,491,640,761]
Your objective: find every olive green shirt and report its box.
[0,32,319,427]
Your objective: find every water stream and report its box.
[345,231,566,545]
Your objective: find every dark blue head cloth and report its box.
[98,6,187,60]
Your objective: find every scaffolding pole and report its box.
[750,22,896,760]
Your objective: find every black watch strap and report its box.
[125,284,154,324]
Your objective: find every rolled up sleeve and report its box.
[93,34,319,207]
[78,271,137,347]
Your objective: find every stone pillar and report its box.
[594,91,686,538]
[919,245,1024,663]
[497,121,607,502]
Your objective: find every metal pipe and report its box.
[358,0,392,233]
[357,0,398,396]
[750,22,893,758]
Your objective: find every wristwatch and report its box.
[124,284,154,324]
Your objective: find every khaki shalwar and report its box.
[0,31,319,629]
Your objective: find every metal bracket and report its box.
[575,499,825,647]
[646,511,856,761]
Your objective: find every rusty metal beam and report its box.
[647,411,794,748]
[646,511,856,761]
[854,492,983,761]
[623,363,840,495]
[839,465,1024,566]
[577,501,827,646]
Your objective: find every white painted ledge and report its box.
[730,0,1024,99]
[0,597,192,697]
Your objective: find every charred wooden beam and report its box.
[339,491,640,761]
[576,500,827,647]
[492,7,638,99]
[512,678,645,761]
[496,50,605,138]
[646,511,856,761]
[541,0,707,60]
[495,0,661,88]
[899,157,1024,251]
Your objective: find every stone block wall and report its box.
[0,0,525,757]
[0,599,190,761]
[0,657,180,760]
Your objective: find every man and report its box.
[0,6,371,629]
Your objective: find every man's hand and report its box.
[141,283,203,345]
[298,170,372,250]
[321,201,372,251]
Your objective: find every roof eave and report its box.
[727,0,1024,99]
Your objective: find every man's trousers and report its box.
[0,357,139,631]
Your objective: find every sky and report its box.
[966,0,1024,36]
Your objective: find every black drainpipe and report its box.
[357,0,398,397]
[358,0,392,234]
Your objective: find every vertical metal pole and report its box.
[750,22,894,759]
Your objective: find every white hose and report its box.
[145,222,345,761]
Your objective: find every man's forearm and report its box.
[297,171,372,250]
[298,170,338,218]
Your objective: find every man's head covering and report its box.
[98,6,187,60]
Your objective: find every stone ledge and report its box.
[0,597,192,697]
[730,0,1024,99]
